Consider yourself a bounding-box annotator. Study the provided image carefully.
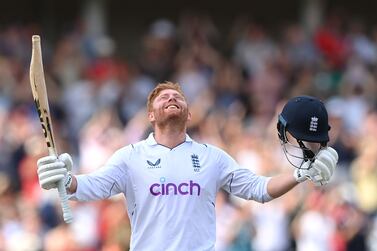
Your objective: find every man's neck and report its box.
[153,126,187,149]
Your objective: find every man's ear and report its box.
[187,111,192,122]
[148,111,155,123]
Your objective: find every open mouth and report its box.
[165,104,180,110]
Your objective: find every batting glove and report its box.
[294,147,338,186]
[37,153,73,190]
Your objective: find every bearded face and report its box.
[148,89,191,128]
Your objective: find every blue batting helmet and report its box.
[277,96,330,145]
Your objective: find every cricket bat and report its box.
[30,35,73,223]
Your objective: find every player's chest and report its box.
[128,147,218,197]
[130,150,208,179]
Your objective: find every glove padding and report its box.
[37,153,73,190]
[294,147,338,186]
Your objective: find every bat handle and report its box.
[57,178,73,223]
[47,150,73,223]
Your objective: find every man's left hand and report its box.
[294,147,339,186]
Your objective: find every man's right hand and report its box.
[37,153,73,190]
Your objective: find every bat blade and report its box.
[30,35,56,156]
[30,35,73,223]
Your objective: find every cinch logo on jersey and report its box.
[150,177,201,196]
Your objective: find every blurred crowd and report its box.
[0,11,377,251]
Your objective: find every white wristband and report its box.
[293,160,313,183]
[294,168,307,183]
[64,173,73,190]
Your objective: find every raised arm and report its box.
[267,146,338,199]
[267,172,298,199]
[37,147,131,201]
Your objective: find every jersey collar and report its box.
[146,133,193,146]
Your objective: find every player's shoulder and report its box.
[190,138,209,149]
[126,139,151,153]
[190,140,226,155]
[106,140,145,165]
[111,140,145,157]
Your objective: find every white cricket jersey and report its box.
[70,133,272,251]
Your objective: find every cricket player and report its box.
[37,82,338,251]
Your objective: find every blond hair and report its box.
[147,81,186,111]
